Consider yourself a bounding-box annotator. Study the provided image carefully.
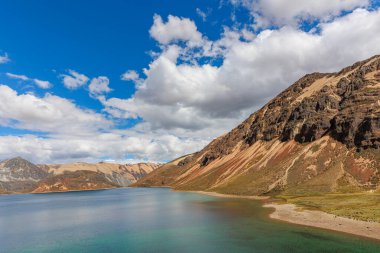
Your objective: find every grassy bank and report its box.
[277,192,380,222]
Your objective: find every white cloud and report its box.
[149,14,203,46]
[0,53,10,64]
[102,8,380,140]
[61,70,89,89]
[100,97,138,119]
[121,70,142,85]
[0,132,207,164]
[33,79,52,89]
[231,0,370,28]
[2,6,380,164]
[0,84,111,134]
[89,76,112,96]
[0,84,205,163]
[196,8,208,21]
[6,73,52,89]
[61,71,111,97]
[6,73,29,81]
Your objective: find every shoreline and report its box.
[0,185,173,196]
[182,190,270,200]
[186,190,380,241]
[0,186,121,196]
[264,203,380,241]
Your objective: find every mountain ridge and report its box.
[0,157,160,194]
[135,55,380,196]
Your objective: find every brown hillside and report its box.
[135,55,380,195]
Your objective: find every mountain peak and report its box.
[9,156,28,162]
[0,157,50,185]
[201,54,380,163]
[5,156,35,167]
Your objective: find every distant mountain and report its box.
[0,157,50,193]
[135,55,380,195]
[45,162,160,187]
[0,157,160,194]
[32,170,119,193]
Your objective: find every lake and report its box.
[0,188,379,253]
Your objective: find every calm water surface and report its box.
[0,188,379,253]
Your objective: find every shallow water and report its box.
[0,188,379,253]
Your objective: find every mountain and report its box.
[43,162,160,188]
[0,157,50,193]
[135,55,380,196]
[0,157,160,194]
[32,170,119,193]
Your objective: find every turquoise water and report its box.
[0,188,379,253]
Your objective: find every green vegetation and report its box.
[278,192,380,222]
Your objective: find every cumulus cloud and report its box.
[231,0,370,28]
[6,72,52,89]
[0,83,206,163]
[89,76,112,96]
[61,70,89,89]
[61,70,111,97]
[0,132,207,164]
[120,70,143,86]
[102,8,380,139]
[149,14,203,45]
[0,84,111,134]
[121,70,139,81]
[0,53,10,63]
[3,4,380,164]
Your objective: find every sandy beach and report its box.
[264,203,380,241]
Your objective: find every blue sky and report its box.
[0,1,219,115]
[0,0,380,163]
[0,0,246,132]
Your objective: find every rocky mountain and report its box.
[135,55,380,196]
[0,157,50,192]
[0,157,160,194]
[45,162,160,187]
[32,170,119,193]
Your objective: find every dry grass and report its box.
[278,192,380,222]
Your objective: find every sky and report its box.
[0,0,380,164]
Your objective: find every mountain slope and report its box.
[135,55,380,195]
[45,162,160,187]
[32,170,119,193]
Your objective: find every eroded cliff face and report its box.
[135,55,380,195]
